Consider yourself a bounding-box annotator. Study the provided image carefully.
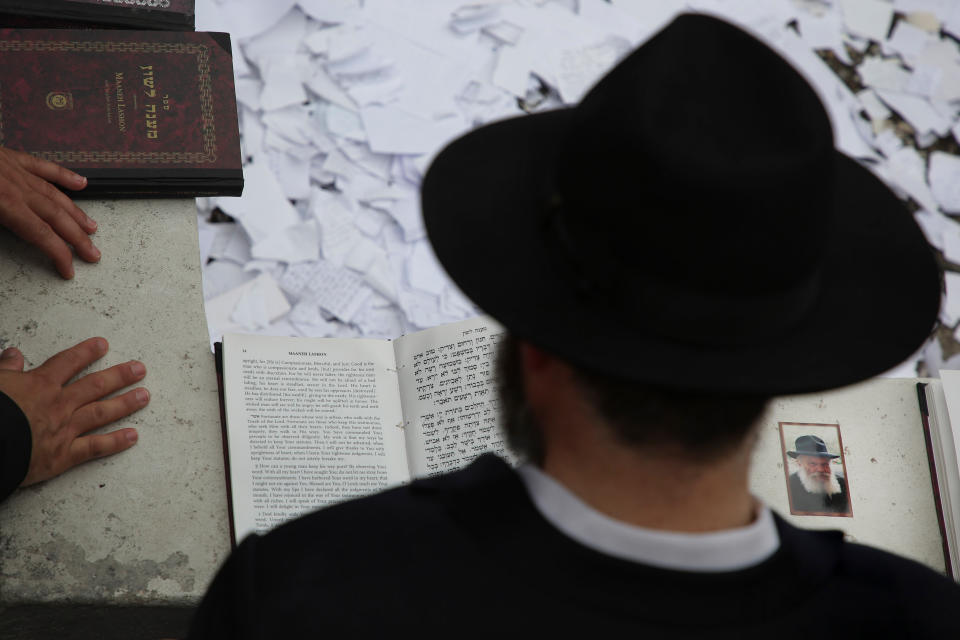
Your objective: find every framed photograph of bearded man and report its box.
[779,422,853,517]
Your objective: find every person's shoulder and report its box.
[203,454,522,636]
[0,390,31,502]
[774,514,960,633]
[837,539,957,595]
[840,541,960,633]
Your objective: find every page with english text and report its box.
[222,333,407,543]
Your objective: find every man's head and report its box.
[497,335,770,465]
[796,455,834,487]
[422,14,940,462]
[787,435,842,495]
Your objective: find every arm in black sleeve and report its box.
[187,534,261,640]
[0,390,31,502]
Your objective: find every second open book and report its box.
[220,315,960,579]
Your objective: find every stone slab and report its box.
[0,199,230,615]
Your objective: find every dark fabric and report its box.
[420,14,941,394]
[788,472,850,515]
[0,390,31,501]
[188,455,960,638]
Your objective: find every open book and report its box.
[219,316,510,544]
[749,376,960,578]
[218,315,960,580]
[920,372,960,575]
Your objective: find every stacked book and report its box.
[0,0,195,31]
[0,1,243,197]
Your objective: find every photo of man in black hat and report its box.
[782,429,852,516]
[187,13,960,637]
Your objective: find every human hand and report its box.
[0,146,100,279]
[0,338,149,486]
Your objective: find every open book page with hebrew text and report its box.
[395,316,514,477]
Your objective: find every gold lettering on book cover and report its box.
[141,65,160,139]
[0,41,217,164]
[97,0,173,8]
[114,73,127,132]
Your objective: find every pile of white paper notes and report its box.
[194,0,960,377]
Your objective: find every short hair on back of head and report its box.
[495,335,770,465]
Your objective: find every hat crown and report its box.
[554,15,836,344]
[792,435,833,456]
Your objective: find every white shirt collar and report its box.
[516,463,780,573]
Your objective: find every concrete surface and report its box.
[0,199,230,638]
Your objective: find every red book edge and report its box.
[916,381,954,579]
[214,341,238,550]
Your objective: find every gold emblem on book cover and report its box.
[45,91,74,111]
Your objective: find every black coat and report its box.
[0,391,30,502]
[189,455,958,638]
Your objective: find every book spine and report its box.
[916,382,954,579]
[214,342,239,549]
[0,0,195,30]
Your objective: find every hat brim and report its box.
[421,109,940,394]
[787,451,841,459]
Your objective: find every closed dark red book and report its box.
[0,29,243,197]
[0,0,194,31]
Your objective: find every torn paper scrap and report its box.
[874,146,940,212]
[202,259,256,301]
[913,208,960,251]
[943,270,960,326]
[885,19,935,67]
[407,240,450,296]
[259,56,309,112]
[205,272,292,345]
[858,56,912,92]
[230,273,291,331]
[353,297,407,338]
[856,88,892,126]
[875,89,952,139]
[208,222,253,266]
[929,150,960,214]
[251,219,320,263]
[360,105,468,155]
[288,259,374,322]
[556,37,631,104]
[941,218,960,263]
[298,0,362,24]
[839,0,894,42]
[288,301,345,337]
[213,161,301,243]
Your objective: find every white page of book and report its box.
[223,333,408,543]
[937,371,960,483]
[394,315,513,477]
[925,378,960,576]
[750,377,945,573]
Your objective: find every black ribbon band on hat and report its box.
[542,199,823,346]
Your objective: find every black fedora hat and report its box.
[421,13,940,394]
[787,435,840,459]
